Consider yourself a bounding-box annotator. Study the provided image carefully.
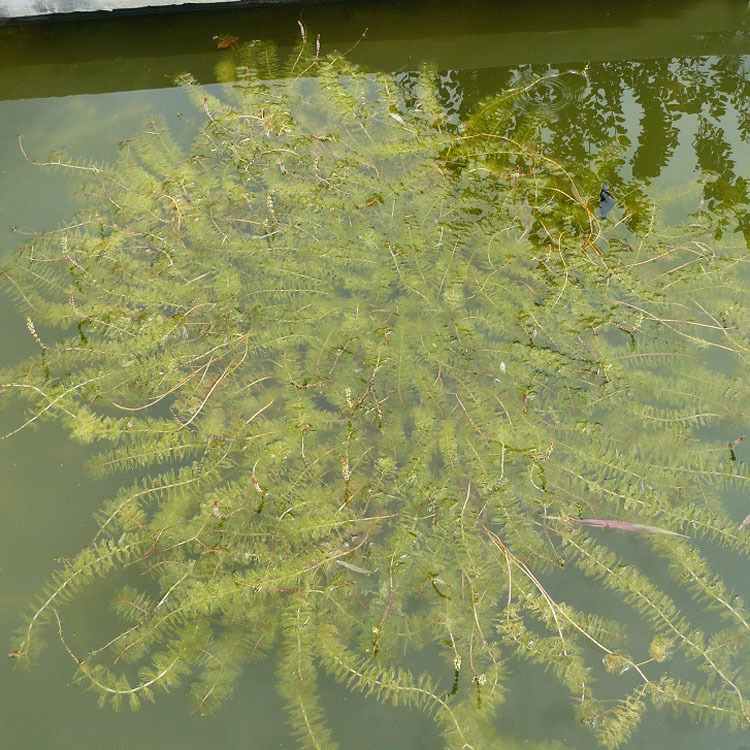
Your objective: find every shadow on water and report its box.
[0,0,749,97]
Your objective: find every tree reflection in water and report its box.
[398,51,750,242]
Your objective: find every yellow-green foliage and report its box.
[3,40,749,749]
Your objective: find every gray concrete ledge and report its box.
[0,0,290,19]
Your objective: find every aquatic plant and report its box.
[3,40,750,749]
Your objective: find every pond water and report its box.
[1,1,749,748]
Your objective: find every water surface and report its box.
[1,2,749,748]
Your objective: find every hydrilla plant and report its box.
[3,39,749,749]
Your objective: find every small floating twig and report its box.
[572,517,687,538]
[336,559,376,575]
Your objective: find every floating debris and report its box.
[573,517,687,537]
[336,559,375,575]
[213,35,240,50]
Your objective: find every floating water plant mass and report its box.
[3,40,749,750]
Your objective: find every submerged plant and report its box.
[3,41,750,749]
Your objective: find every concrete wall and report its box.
[0,0,272,19]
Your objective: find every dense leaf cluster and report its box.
[3,42,750,748]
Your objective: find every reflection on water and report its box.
[1,4,749,750]
[426,55,750,237]
[388,50,750,228]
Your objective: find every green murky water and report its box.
[1,2,749,748]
